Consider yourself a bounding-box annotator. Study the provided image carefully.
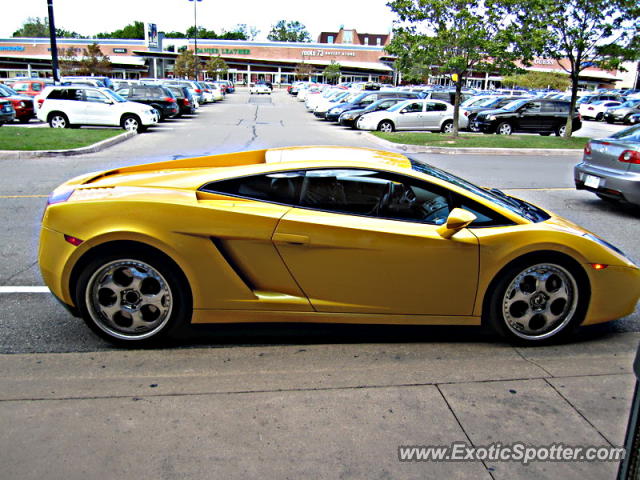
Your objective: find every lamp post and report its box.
[46,0,60,82]
[188,0,202,80]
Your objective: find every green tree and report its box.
[205,56,229,80]
[267,20,312,42]
[59,47,80,75]
[387,0,523,136]
[77,43,112,76]
[501,71,570,90]
[323,61,342,84]
[294,62,315,80]
[504,0,640,137]
[174,50,198,79]
[13,17,82,38]
[162,31,186,39]
[96,21,145,39]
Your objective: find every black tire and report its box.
[624,114,633,125]
[441,120,454,134]
[48,112,69,129]
[555,124,567,136]
[121,114,142,132]
[496,122,513,135]
[539,132,551,136]
[377,120,394,132]
[75,248,192,346]
[484,254,589,345]
[595,113,604,121]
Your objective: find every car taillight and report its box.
[164,97,176,103]
[195,89,201,93]
[583,142,592,155]
[38,98,45,107]
[618,150,640,164]
[463,111,469,116]
[183,98,190,106]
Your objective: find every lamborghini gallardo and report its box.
[39,146,640,345]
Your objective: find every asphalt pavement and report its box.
[1,88,639,479]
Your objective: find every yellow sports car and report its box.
[39,146,640,345]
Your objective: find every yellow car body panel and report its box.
[39,146,640,334]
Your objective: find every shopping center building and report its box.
[0,27,636,89]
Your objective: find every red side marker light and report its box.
[64,235,83,247]
[590,263,608,270]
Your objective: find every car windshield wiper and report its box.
[487,188,537,220]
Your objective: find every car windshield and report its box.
[410,159,548,222]
[501,99,529,111]
[104,90,126,103]
[475,97,500,107]
[609,124,640,142]
[621,100,640,108]
[0,85,18,96]
[387,100,412,112]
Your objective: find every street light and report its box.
[188,0,202,80]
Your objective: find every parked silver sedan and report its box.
[574,124,640,206]
[355,99,467,133]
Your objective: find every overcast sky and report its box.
[2,0,395,41]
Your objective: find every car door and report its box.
[395,101,425,130]
[272,168,479,315]
[423,101,449,130]
[517,101,543,131]
[83,89,112,125]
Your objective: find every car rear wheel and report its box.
[595,113,604,121]
[555,124,567,136]
[624,114,633,125]
[441,120,454,134]
[49,113,69,128]
[122,114,142,132]
[486,259,586,344]
[76,251,192,345]
[378,120,394,132]
[496,122,512,135]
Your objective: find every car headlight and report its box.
[488,115,496,121]
[343,113,356,120]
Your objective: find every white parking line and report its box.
[0,286,50,293]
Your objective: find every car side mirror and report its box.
[437,208,477,239]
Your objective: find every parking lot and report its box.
[1,88,639,479]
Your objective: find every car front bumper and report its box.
[575,162,640,206]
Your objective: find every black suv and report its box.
[165,85,196,117]
[462,96,529,131]
[324,91,420,121]
[473,99,581,136]
[116,85,178,120]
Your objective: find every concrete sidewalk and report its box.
[1,332,637,479]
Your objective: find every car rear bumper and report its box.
[575,162,640,206]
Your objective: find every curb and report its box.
[364,132,583,156]
[0,130,137,159]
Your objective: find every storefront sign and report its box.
[113,48,128,53]
[0,46,25,51]
[196,48,251,55]
[534,59,555,65]
[301,50,356,57]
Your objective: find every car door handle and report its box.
[272,233,309,245]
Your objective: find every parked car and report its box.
[356,99,467,133]
[338,98,408,128]
[9,79,50,97]
[579,100,622,121]
[575,124,640,206]
[0,99,16,126]
[249,83,271,95]
[472,99,581,136]
[215,80,234,93]
[0,84,35,123]
[462,96,531,131]
[62,76,115,90]
[165,80,205,104]
[203,82,224,102]
[116,85,178,120]
[603,100,640,124]
[165,85,196,116]
[325,91,421,122]
[577,93,621,105]
[39,145,640,345]
[37,86,158,132]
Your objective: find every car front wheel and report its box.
[378,120,394,132]
[555,124,567,136]
[441,120,454,134]
[496,122,512,135]
[76,250,192,345]
[122,115,142,132]
[49,113,69,128]
[486,258,587,344]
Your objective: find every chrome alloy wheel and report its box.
[50,115,67,128]
[123,116,140,132]
[86,259,173,340]
[501,263,578,340]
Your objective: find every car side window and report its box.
[522,102,541,113]
[426,102,447,112]
[200,171,305,205]
[402,102,424,113]
[85,89,108,103]
[131,86,146,98]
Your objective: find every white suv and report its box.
[37,86,158,132]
